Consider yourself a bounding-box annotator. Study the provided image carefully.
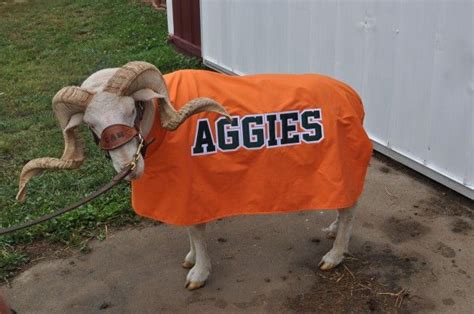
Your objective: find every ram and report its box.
[17,61,372,290]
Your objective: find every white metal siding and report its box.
[166,0,174,35]
[200,0,474,199]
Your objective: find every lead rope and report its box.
[0,138,146,236]
[1,109,148,236]
[0,166,132,236]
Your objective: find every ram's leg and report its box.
[319,206,356,270]
[185,224,211,290]
[322,212,339,239]
[182,229,196,269]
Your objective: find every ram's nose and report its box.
[123,156,145,181]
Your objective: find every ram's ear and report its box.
[64,113,84,131]
[131,88,166,102]
[131,90,159,138]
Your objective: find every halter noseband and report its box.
[99,124,138,150]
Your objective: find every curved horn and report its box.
[103,61,230,130]
[16,86,93,202]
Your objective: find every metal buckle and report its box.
[127,133,144,171]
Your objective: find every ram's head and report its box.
[17,61,230,202]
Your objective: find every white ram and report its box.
[17,61,371,290]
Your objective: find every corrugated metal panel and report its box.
[199,0,473,199]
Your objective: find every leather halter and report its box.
[90,101,153,158]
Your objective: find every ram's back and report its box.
[131,70,372,226]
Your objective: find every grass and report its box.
[0,0,203,280]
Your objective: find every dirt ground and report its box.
[3,155,473,313]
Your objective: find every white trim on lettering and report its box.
[215,116,242,153]
[191,118,218,156]
[240,114,266,151]
[300,108,325,144]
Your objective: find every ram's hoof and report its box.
[182,261,195,269]
[318,261,337,270]
[185,281,205,290]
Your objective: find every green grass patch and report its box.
[0,0,203,280]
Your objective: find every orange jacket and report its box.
[131,70,372,226]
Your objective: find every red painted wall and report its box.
[170,0,201,57]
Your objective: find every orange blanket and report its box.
[131,70,372,226]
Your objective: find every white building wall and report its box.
[200,0,473,199]
[166,0,174,35]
